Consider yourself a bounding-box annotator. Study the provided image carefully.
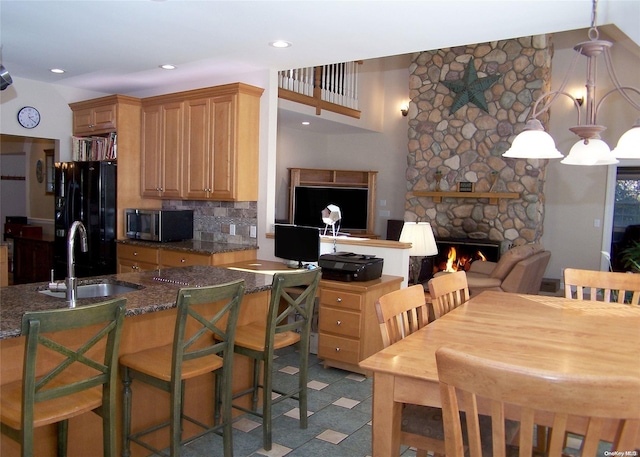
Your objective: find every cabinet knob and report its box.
[336,297,342,303]
[335,347,340,352]
[336,320,342,326]
[133,251,138,256]
[181,258,186,263]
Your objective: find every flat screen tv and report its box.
[293,186,369,231]
[274,224,320,268]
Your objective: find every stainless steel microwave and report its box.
[125,209,193,242]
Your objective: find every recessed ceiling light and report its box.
[160,64,176,70]
[270,40,292,49]
[50,68,65,74]
[302,121,310,126]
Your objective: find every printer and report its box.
[318,252,384,282]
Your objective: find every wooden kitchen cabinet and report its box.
[140,101,184,199]
[1,244,8,287]
[70,95,160,239]
[142,83,263,201]
[72,101,117,135]
[317,275,403,375]
[117,244,159,273]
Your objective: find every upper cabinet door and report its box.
[140,101,183,199]
[182,97,211,200]
[72,103,116,135]
[208,95,234,200]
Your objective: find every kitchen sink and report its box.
[38,280,144,299]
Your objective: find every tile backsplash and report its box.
[163,200,257,246]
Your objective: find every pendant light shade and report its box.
[561,138,618,166]
[612,119,640,159]
[502,119,563,159]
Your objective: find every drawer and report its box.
[319,307,361,337]
[319,288,362,311]
[117,244,159,264]
[161,250,211,267]
[318,333,360,365]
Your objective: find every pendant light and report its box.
[503,0,639,165]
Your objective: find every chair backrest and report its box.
[265,269,322,353]
[436,347,640,457]
[375,284,429,347]
[428,271,470,319]
[173,279,245,380]
[489,244,543,280]
[500,250,551,294]
[19,297,126,432]
[564,268,640,305]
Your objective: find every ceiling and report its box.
[2,0,639,100]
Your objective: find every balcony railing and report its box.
[278,62,361,119]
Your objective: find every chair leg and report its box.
[168,380,184,457]
[121,368,132,457]
[262,357,273,451]
[251,358,260,411]
[57,419,68,457]
[221,369,234,457]
[298,345,309,430]
[103,386,117,457]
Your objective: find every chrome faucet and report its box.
[67,221,88,304]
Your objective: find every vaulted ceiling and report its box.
[2,0,638,98]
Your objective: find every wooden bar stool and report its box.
[231,269,321,451]
[0,297,127,457]
[119,279,245,457]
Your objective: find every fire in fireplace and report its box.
[433,239,501,274]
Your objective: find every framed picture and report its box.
[457,182,475,193]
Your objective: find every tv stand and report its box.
[288,167,378,237]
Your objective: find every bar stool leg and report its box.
[121,368,132,457]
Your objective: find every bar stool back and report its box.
[119,279,245,457]
[0,297,126,457]
[231,269,321,451]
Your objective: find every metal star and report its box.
[442,61,500,114]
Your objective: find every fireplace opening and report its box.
[433,239,501,274]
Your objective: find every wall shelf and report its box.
[413,191,520,204]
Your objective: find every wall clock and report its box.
[17,106,40,129]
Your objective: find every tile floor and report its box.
[151,346,613,457]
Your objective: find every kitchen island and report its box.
[0,265,277,457]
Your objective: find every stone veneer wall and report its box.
[406,35,553,247]
[164,200,258,246]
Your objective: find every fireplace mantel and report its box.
[413,191,520,205]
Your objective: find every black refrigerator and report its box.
[53,161,117,280]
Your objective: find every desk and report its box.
[359,291,640,456]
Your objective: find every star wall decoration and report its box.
[441,60,500,114]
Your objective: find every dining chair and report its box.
[0,297,126,457]
[436,346,640,457]
[374,284,445,457]
[564,268,640,305]
[428,270,470,319]
[119,279,245,457]
[231,269,321,451]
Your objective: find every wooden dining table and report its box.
[359,290,640,456]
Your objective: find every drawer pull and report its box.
[181,258,186,263]
[335,347,340,352]
[336,320,342,326]
[336,297,342,303]
[133,252,138,256]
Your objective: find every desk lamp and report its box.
[399,221,438,285]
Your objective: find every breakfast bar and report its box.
[0,265,276,457]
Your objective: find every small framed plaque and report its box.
[457,182,475,193]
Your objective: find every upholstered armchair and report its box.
[465,244,551,296]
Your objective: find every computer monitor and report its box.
[274,224,320,268]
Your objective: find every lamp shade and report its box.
[612,120,640,159]
[399,222,438,257]
[502,119,564,159]
[561,138,618,166]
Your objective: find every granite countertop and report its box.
[0,265,274,339]
[116,238,258,255]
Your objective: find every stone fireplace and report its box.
[405,35,553,250]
